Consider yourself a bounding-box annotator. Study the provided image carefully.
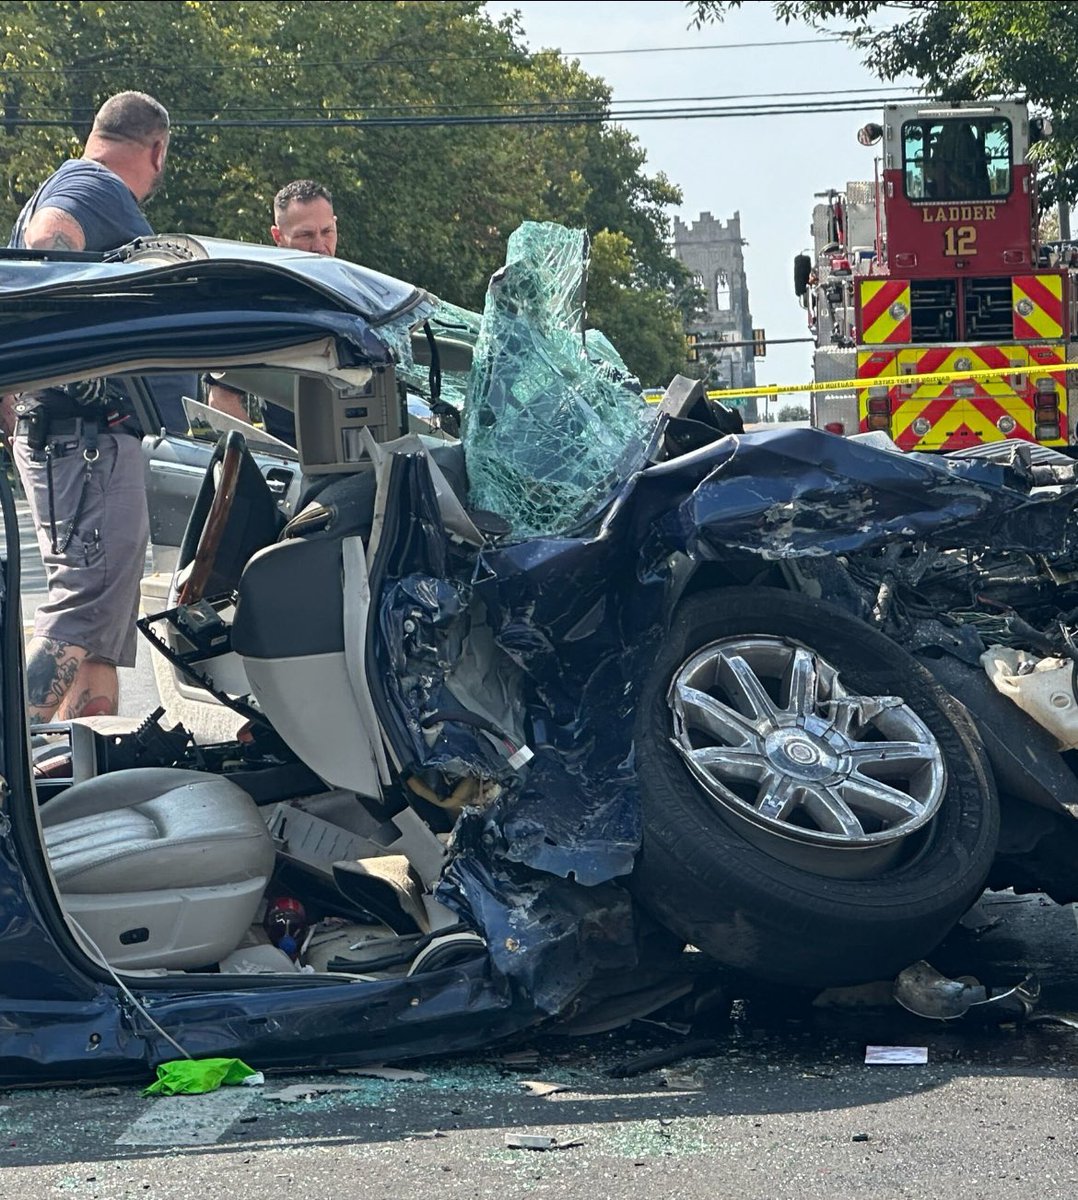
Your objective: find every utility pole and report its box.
[1060,198,1072,242]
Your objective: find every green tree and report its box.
[588,230,687,386]
[777,403,809,421]
[689,1,1078,206]
[1,1,687,383]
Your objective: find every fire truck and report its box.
[796,100,1076,451]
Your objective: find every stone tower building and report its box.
[673,211,757,419]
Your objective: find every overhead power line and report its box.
[3,96,928,131]
[0,36,848,75]
[12,85,916,121]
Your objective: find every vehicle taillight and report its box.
[823,421,845,435]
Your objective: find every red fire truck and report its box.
[796,100,1075,451]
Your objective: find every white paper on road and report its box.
[865,1045,929,1064]
[115,1089,256,1146]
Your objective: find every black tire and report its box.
[631,588,999,988]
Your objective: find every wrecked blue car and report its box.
[1,224,1077,1085]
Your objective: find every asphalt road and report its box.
[10,504,1078,1199]
[3,895,1078,1200]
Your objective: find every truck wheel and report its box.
[631,588,999,988]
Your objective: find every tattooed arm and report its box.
[23,207,87,252]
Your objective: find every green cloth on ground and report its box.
[144,1057,258,1096]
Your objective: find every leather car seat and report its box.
[41,768,275,970]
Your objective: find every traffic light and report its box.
[752,328,767,358]
[685,332,699,363]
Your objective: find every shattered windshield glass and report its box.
[381,222,653,537]
[460,222,653,539]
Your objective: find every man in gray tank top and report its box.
[5,91,169,720]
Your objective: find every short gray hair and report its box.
[274,179,333,220]
[92,92,170,145]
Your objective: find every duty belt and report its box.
[14,414,103,443]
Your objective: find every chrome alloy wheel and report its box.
[668,636,946,877]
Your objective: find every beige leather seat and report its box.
[41,768,275,970]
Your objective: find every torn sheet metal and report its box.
[652,427,1078,563]
[894,960,1040,1021]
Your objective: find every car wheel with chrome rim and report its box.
[631,587,999,989]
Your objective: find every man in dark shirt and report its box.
[207,180,339,447]
[6,91,169,721]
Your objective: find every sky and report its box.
[484,0,918,392]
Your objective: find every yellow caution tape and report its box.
[644,360,1075,404]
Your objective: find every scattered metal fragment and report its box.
[1026,1012,1078,1030]
[336,1066,429,1082]
[517,1080,568,1097]
[893,960,1039,1021]
[852,1132,871,1142]
[607,1038,718,1079]
[81,1087,122,1099]
[504,1133,584,1151]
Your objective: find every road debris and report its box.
[336,1066,430,1082]
[517,1080,569,1097]
[504,1133,585,1150]
[865,1046,928,1064]
[607,1038,717,1079]
[264,1083,360,1103]
[894,960,1040,1021]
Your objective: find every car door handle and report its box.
[149,461,206,479]
[264,468,294,496]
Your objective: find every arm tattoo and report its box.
[38,230,78,251]
[25,638,81,710]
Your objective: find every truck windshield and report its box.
[903,117,1012,202]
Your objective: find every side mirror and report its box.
[793,253,812,298]
[1030,115,1053,145]
[857,122,884,147]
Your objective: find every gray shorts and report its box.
[14,429,149,668]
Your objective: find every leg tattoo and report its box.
[25,637,85,720]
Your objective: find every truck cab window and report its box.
[903,118,1012,201]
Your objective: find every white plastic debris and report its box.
[504,1133,584,1151]
[517,1080,568,1097]
[864,1045,928,1064]
[982,645,1078,750]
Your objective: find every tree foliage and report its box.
[0,0,688,384]
[689,1,1078,207]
